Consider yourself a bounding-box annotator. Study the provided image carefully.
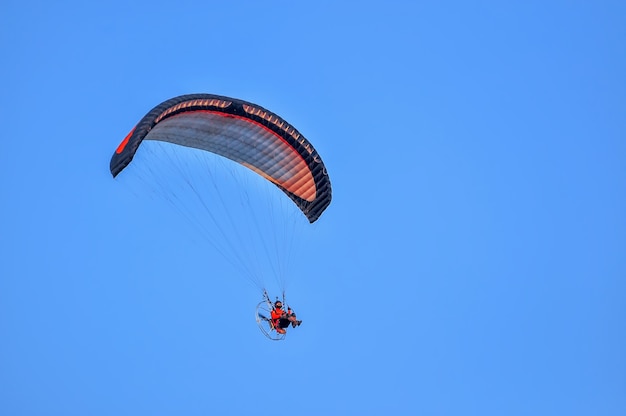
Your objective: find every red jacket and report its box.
[271,307,286,321]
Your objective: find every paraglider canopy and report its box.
[111,93,331,223]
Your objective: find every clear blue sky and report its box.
[1,1,625,415]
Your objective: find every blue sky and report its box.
[1,1,625,415]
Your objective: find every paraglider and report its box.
[255,291,301,340]
[110,93,332,340]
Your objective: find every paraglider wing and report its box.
[110,94,331,223]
